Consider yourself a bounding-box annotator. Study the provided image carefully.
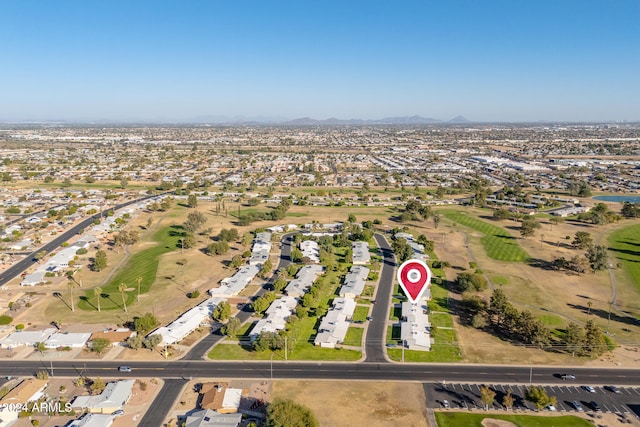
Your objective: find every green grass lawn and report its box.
[78,226,180,311]
[352,305,369,322]
[608,223,640,293]
[343,327,364,347]
[492,275,510,285]
[435,412,593,427]
[439,209,530,262]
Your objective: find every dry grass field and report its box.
[272,380,428,427]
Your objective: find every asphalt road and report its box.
[2,360,639,386]
[137,378,188,427]
[0,193,163,286]
[365,233,396,363]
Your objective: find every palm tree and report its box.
[67,280,77,312]
[93,287,102,312]
[587,300,593,315]
[118,283,128,313]
[136,277,142,302]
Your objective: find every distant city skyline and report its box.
[1,1,639,123]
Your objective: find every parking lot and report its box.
[424,382,640,418]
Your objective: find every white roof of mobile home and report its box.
[351,241,371,265]
[71,379,135,411]
[339,265,369,298]
[285,264,324,297]
[152,297,224,345]
[212,265,260,296]
[44,332,91,348]
[401,301,431,351]
[0,328,56,348]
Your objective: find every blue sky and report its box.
[0,1,638,122]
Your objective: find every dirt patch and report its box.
[481,418,518,427]
[272,380,427,427]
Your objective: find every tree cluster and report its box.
[577,203,620,225]
[237,199,291,226]
[183,211,207,233]
[217,228,239,242]
[93,249,107,271]
[113,230,139,247]
[206,240,230,256]
[621,201,640,218]
[133,313,159,335]
[567,180,592,197]
[266,398,318,427]
[252,291,276,316]
[564,320,609,357]
[212,301,231,322]
[455,271,488,292]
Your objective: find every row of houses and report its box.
[18,198,155,286]
[0,378,134,427]
[314,243,372,348]
[0,328,133,350]
[250,264,325,341]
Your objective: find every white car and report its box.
[546,405,557,411]
[583,385,596,393]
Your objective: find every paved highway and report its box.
[0,360,638,386]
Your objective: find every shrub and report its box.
[0,315,12,325]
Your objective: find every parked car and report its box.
[583,385,596,393]
[605,385,621,393]
[572,401,584,412]
[118,366,132,372]
[112,409,125,416]
[561,374,576,380]
[442,400,450,409]
[590,401,601,412]
[546,405,557,411]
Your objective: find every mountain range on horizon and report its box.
[208,115,470,125]
[0,114,471,125]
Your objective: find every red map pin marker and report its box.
[397,259,432,304]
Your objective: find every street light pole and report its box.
[270,354,273,381]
